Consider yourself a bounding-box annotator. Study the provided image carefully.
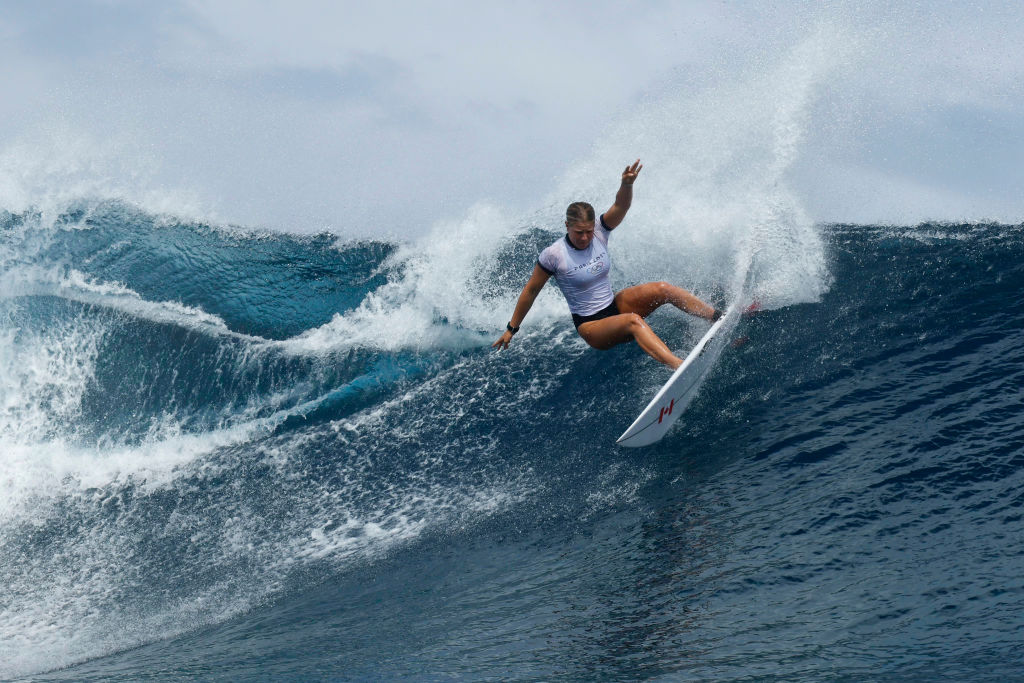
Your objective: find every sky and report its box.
[0,1,1022,236]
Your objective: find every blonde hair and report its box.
[565,202,595,225]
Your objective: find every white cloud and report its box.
[1,1,1023,234]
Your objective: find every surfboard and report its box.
[616,300,741,447]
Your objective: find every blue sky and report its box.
[1,1,1022,234]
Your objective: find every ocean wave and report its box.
[5,196,1024,677]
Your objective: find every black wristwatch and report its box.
[506,322,520,334]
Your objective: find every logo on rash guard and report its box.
[567,252,605,274]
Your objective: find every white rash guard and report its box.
[537,215,616,316]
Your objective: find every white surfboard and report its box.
[616,301,741,447]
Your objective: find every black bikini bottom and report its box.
[572,301,621,329]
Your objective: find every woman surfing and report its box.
[492,160,721,369]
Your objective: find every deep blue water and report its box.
[2,203,1024,680]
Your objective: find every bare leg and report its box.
[615,281,716,320]
[577,313,683,369]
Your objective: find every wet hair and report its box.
[565,202,595,226]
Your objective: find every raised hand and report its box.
[621,159,643,185]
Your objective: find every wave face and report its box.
[2,202,1024,680]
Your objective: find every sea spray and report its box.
[554,28,844,309]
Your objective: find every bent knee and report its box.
[625,313,647,332]
[648,281,674,301]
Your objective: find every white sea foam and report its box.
[0,343,536,676]
[0,354,537,678]
[0,315,105,447]
[1,264,262,342]
[278,202,566,355]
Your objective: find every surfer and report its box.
[492,160,720,369]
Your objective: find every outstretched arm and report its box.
[492,264,551,350]
[602,159,642,230]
